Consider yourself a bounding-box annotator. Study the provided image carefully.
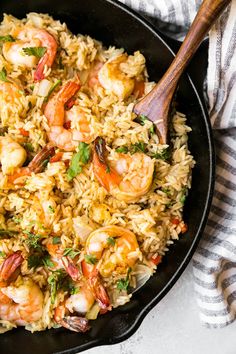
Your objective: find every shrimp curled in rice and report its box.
[2,26,57,81]
[98,54,135,99]
[82,226,141,309]
[93,137,154,203]
[54,281,93,332]
[0,252,44,326]
[0,136,27,175]
[44,81,95,151]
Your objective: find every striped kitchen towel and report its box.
[118,0,236,328]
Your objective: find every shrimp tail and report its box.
[61,256,81,282]
[33,30,58,82]
[54,300,90,332]
[93,137,122,191]
[88,273,111,311]
[60,316,90,333]
[0,251,23,284]
[28,143,55,173]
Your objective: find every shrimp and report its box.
[93,137,154,203]
[87,61,104,88]
[0,279,44,326]
[8,143,55,184]
[98,54,135,99]
[83,226,140,278]
[82,226,140,310]
[0,137,27,175]
[54,282,93,332]
[0,81,26,125]
[46,239,81,282]
[0,251,44,326]
[3,27,57,81]
[44,81,94,151]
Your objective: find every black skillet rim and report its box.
[54,0,215,353]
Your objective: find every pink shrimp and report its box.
[44,81,94,151]
[8,143,55,184]
[3,27,57,81]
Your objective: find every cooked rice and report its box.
[0,13,195,333]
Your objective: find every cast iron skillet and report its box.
[0,0,214,353]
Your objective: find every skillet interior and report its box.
[0,0,214,353]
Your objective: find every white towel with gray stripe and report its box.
[119,0,236,328]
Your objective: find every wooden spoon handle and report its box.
[134,0,231,142]
[157,0,231,91]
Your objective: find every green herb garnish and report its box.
[52,236,61,245]
[180,188,188,205]
[42,255,55,268]
[0,229,18,238]
[107,237,115,246]
[149,124,155,135]
[48,205,55,213]
[152,148,171,161]
[0,35,15,42]
[63,248,80,259]
[67,142,91,181]
[130,142,147,154]
[84,254,97,265]
[162,188,171,197]
[24,231,42,249]
[117,267,132,291]
[23,142,34,153]
[105,165,110,173]
[116,146,128,154]
[22,46,46,58]
[0,251,5,257]
[48,269,66,304]
[135,114,148,126]
[28,254,42,269]
[44,80,61,102]
[0,67,10,82]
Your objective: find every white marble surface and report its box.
[84,261,236,354]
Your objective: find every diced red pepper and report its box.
[181,223,188,234]
[19,128,29,137]
[171,218,180,225]
[50,152,63,163]
[64,159,70,168]
[65,97,76,110]
[133,80,145,98]
[63,120,71,130]
[151,255,162,265]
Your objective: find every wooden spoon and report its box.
[133,0,231,144]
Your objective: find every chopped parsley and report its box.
[149,124,155,135]
[44,79,61,102]
[105,165,110,174]
[0,251,5,258]
[23,142,34,153]
[180,188,188,204]
[52,236,61,245]
[66,142,91,181]
[0,67,10,82]
[0,35,15,42]
[48,269,66,304]
[42,255,55,268]
[22,46,46,58]
[117,267,132,291]
[162,188,171,197]
[152,147,171,161]
[84,254,97,265]
[24,231,42,249]
[130,142,147,154]
[107,237,116,246]
[63,248,80,259]
[28,254,42,269]
[48,205,55,213]
[116,146,128,154]
[0,229,18,238]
